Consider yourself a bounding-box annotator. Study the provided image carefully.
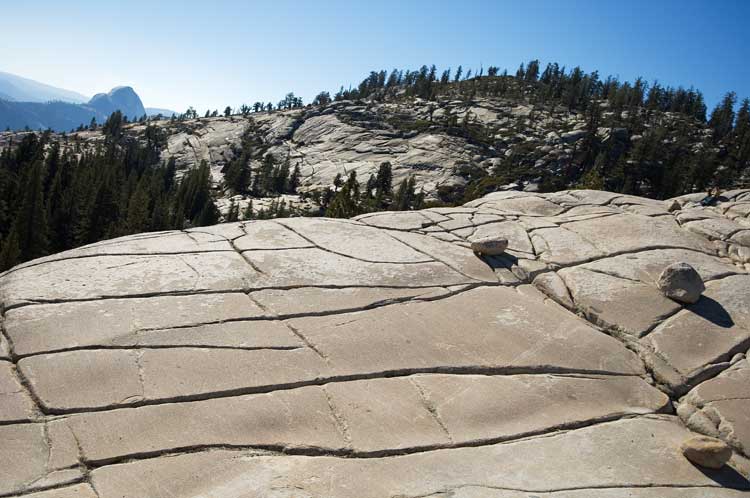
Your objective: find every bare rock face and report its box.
[2,189,750,497]
[681,435,732,469]
[657,262,706,304]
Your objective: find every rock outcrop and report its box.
[1,189,750,496]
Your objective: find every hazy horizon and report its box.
[1,0,748,112]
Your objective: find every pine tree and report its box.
[125,178,151,233]
[374,162,393,205]
[288,164,301,192]
[10,161,50,261]
[0,230,20,271]
[195,201,220,226]
[226,198,240,222]
[709,92,737,142]
[242,200,254,220]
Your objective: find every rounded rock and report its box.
[471,237,509,256]
[657,262,705,304]
[680,435,732,469]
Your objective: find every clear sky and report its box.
[1,0,748,113]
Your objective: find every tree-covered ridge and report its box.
[325,60,749,200]
[0,112,220,271]
[2,59,750,270]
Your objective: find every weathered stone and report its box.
[470,236,508,255]
[89,418,750,498]
[243,247,472,288]
[4,292,268,355]
[19,485,99,498]
[657,262,706,304]
[0,423,82,495]
[250,286,449,316]
[644,275,750,384]
[19,347,328,412]
[0,360,36,422]
[4,190,750,496]
[9,231,232,272]
[0,332,9,360]
[354,211,437,231]
[560,266,681,337]
[57,385,347,465]
[233,221,312,250]
[286,286,646,378]
[0,252,256,307]
[681,435,732,469]
[679,360,750,457]
[471,221,533,254]
[533,272,574,309]
[276,218,432,263]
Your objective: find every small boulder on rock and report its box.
[657,262,705,304]
[680,435,732,469]
[471,236,509,256]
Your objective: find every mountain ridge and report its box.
[0,70,88,103]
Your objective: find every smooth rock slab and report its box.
[386,229,499,282]
[354,211,436,231]
[559,266,680,337]
[470,195,565,217]
[422,488,750,497]
[0,332,9,360]
[0,360,37,422]
[233,221,313,250]
[19,347,328,412]
[57,385,346,465]
[48,373,667,470]
[276,218,433,263]
[4,292,268,355]
[0,423,82,495]
[0,252,256,307]
[644,275,750,385]
[579,248,739,285]
[8,231,232,271]
[17,286,648,412]
[534,214,714,266]
[250,286,450,316]
[89,417,750,498]
[18,485,99,498]
[287,286,646,377]
[243,247,474,288]
[413,373,668,442]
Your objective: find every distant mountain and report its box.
[89,86,146,119]
[0,85,147,131]
[0,71,88,104]
[146,107,178,118]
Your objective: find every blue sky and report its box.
[1,0,748,113]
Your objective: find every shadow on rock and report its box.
[695,463,750,489]
[688,296,735,328]
[482,253,518,270]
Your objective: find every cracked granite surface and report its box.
[1,189,750,497]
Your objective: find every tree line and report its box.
[328,60,748,200]
[0,111,220,271]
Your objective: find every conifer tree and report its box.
[9,161,50,261]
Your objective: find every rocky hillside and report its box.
[4,65,746,221]
[1,188,750,496]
